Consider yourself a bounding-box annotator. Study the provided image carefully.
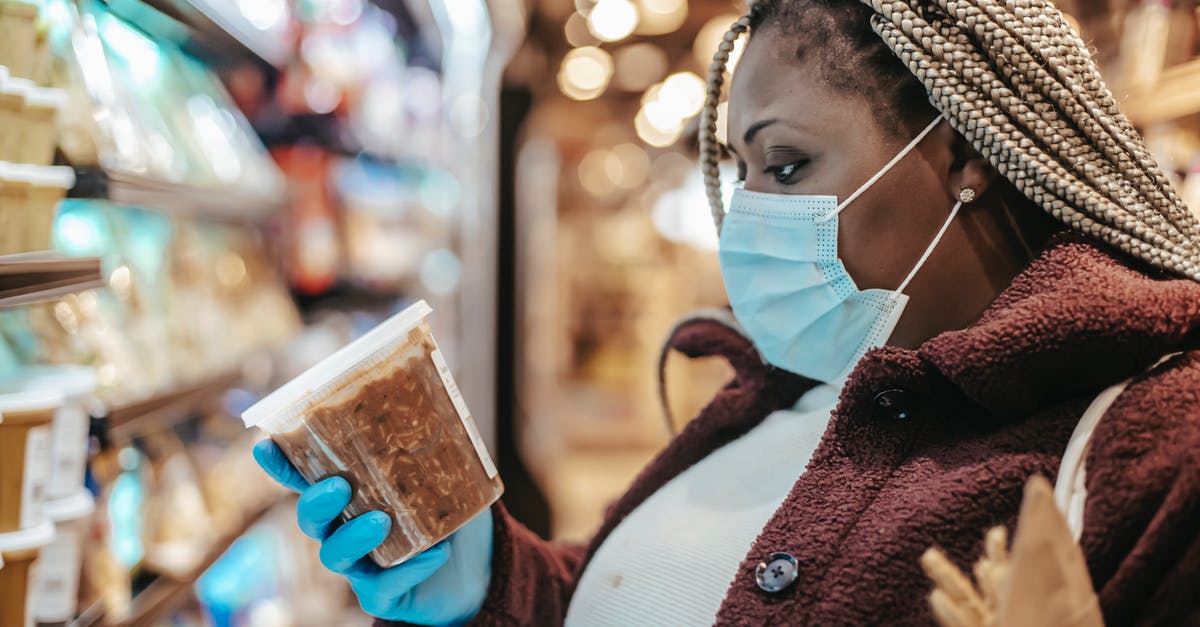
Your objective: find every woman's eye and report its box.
[764,159,808,185]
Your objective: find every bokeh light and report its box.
[587,0,638,42]
[558,46,614,100]
[635,0,686,35]
[613,43,667,92]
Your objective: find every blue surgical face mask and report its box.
[718,117,963,384]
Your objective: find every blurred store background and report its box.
[0,0,1196,624]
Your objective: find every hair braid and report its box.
[699,12,755,231]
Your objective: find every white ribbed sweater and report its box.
[564,383,840,626]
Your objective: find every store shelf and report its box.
[104,370,241,442]
[102,0,290,67]
[0,252,105,309]
[116,494,291,627]
[70,167,285,224]
[1121,57,1200,126]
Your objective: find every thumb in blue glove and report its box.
[253,439,494,625]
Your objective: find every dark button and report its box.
[755,552,799,593]
[873,388,914,422]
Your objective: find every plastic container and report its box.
[0,387,61,533]
[0,1,39,79]
[11,164,74,253]
[0,162,26,254]
[243,300,503,567]
[0,77,30,162]
[18,87,66,166]
[1,367,97,500]
[33,490,94,626]
[0,521,54,627]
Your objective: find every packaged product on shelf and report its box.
[0,76,30,161]
[0,386,62,533]
[16,165,74,254]
[40,202,169,403]
[29,15,51,87]
[100,206,175,393]
[18,87,67,166]
[1,366,96,500]
[34,490,94,627]
[166,221,235,383]
[141,434,216,577]
[0,0,39,79]
[0,161,30,254]
[243,300,504,567]
[0,520,55,627]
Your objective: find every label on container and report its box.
[48,405,89,498]
[21,426,51,528]
[26,556,39,627]
[430,348,498,479]
[33,532,79,622]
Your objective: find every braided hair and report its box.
[699,0,1200,282]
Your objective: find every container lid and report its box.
[10,164,75,189]
[0,365,97,399]
[43,490,95,521]
[0,77,32,97]
[0,387,64,422]
[0,66,8,84]
[242,299,433,429]
[24,86,67,110]
[0,521,55,554]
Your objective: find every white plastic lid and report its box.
[0,77,32,97]
[0,521,55,554]
[0,387,64,422]
[242,299,433,429]
[23,86,66,110]
[0,66,8,84]
[10,164,75,189]
[43,490,95,522]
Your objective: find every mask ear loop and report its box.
[817,116,945,223]
[892,191,969,298]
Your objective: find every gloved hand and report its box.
[253,440,494,625]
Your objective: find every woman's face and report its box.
[726,25,956,293]
[725,25,1037,348]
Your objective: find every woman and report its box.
[254,0,1200,624]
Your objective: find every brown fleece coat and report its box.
[383,233,1200,626]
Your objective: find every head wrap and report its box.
[700,0,1200,281]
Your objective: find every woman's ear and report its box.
[946,131,997,202]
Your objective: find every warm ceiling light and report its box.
[694,14,745,71]
[658,71,705,117]
[588,0,638,42]
[635,0,685,35]
[558,46,614,100]
[564,12,598,47]
[613,43,667,91]
[635,107,682,148]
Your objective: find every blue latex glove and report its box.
[253,440,494,625]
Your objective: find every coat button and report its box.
[873,388,914,421]
[755,552,799,593]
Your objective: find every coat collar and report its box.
[844,232,1200,419]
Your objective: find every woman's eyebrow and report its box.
[744,119,778,146]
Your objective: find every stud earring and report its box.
[958,187,977,203]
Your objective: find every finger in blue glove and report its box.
[252,439,309,492]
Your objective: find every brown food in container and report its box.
[244,300,503,567]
